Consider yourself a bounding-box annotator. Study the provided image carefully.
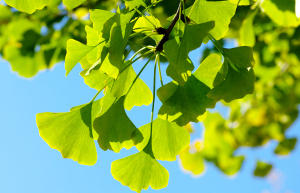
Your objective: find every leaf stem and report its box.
[126,53,156,97]
[150,53,158,141]
[156,53,164,86]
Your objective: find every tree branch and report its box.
[155,0,186,52]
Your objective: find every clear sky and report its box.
[0,43,299,193]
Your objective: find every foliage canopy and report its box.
[1,0,300,192]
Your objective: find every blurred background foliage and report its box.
[0,0,299,179]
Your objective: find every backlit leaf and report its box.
[132,118,190,161]
[111,144,169,193]
[254,161,273,177]
[93,96,138,152]
[36,100,101,165]
[4,0,52,14]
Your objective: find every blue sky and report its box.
[0,44,300,193]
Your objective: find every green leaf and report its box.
[65,39,96,76]
[80,69,113,91]
[223,46,255,68]
[3,45,47,78]
[132,118,190,161]
[164,22,215,85]
[157,54,222,126]
[111,144,169,193]
[134,16,163,42]
[228,0,255,5]
[179,146,205,175]
[254,161,273,177]
[93,96,138,152]
[125,0,147,11]
[100,21,136,78]
[63,0,87,10]
[36,100,101,165]
[4,0,52,13]
[213,59,229,87]
[111,62,152,110]
[90,9,115,35]
[216,154,244,175]
[261,0,300,27]
[207,62,255,103]
[188,0,237,41]
[239,9,258,47]
[274,138,297,155]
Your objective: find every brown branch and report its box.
[155,0,186,52]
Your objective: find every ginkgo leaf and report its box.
[239,9,258,47]
[274,138,297,155]
[80,69,113,91]
[63,0,87,10]
[213,59,229,87]
[157,54,222,126]
[93,96,138,152]
[65,39,96,76]
[4,0,52,14]
[164,21,214,85]
[179,146,205,176]
[132,118,190,161]
[110,62,152,110]
[207,63,255,103]
[216,154,244,176]
[188,0,237,41]
[125,0,147,11]
[254,161,273,177]
[134,15,163,42]
[165,59,193,86]
[90,9,115,35]
[36,100,101,166]
[111,144,169,193]
[100,22,136,78]
[261,0,300,27]
[223,46,255,68]
[228,0,255,5]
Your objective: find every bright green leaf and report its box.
[111,144,169,193]
[239,9,258,47]
[125,0,147,10]
[134,15,163,42]
[261,0,299,27]
[36,100,101,165]
[188,0,237,41]
[4,0,52,13]
[110,62,152,110]
[65,39,96,76]
[157,54,221,126]
[132,118,190,161]
[63,0,86,10]
[93,96,138,152]
[179,146,205,176]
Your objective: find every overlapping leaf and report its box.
[4,0,52,13]
[36,100,101,165]
[157,54,222,126]
[134,15,163,42]
[111,144,169,193]
[63,0,87,10]
[132,118,190,161]
[125,0,147,10]
[164,21,215,85]
[208,47,255,102]
[111,61,153,110]
[261,0,300,27]
[93,95,138,152]
[188,0,237,41]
